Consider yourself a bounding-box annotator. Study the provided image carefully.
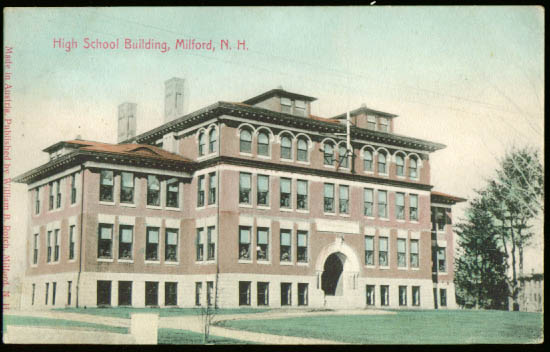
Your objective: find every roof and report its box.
[431,191,467,204]
[242,88,317,105]
[332,106,398,120]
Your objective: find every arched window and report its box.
[257,132,269,156]
[281,135,292,160]
[364,149,373,171]
[324,142,334,166]
[409,157,418,178]
[198,132,206,156]
[339,145,349,168]
[396,154,404,176]
[208,129,217,154]
[378,151,387,174]
[240,129,252,153]
[297,138,308,162]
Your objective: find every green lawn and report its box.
[2,315,128,334]
[216,309,543,344]
[56,307,269,319]
[158,328,254,344]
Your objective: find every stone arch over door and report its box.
[316,238,361,297]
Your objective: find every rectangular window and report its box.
[52,282,57,306]
[397,238,406,268]
[239,173,251,204]
[379,237,388,266]
[378,190,387,218]
[208,172,217,205]
[197,175,205,207]
[118,281,132,306]
[239,281,251,306]
[296,180,308,210]
[147,175,161,206]
[364,188,373,216]
[71,174,77,204]
[412,286,421,306]
[99,170,114,202]
[207,226,216,260]
[281,282,292,306]
[195,282,202,306]
[339,185,349,214]
[118,225,133,260]
[97,280,111,306]
[35,188,40,214]
[207,281,214,306]
[324,183,334,213]
[49,182,54,210]
[257,227,269,261]
[379,118,388,132]
[54,229,60,261]
[257,282,269,306]
[32,283,36,306]
[55,180,61,208]
[145,227,159,261]
[366,285,375,306]
[280,178,291,208]
[294,100,306,116]
[47,231,52,262]
[396,192,405,220]
[67,281,72,306]
[297,231,308,263]
[399,286,407,306]
[280,230,292,262]
[380,285,389,306]
[365,236,374,265]
[410,240,419,268]
[433,207,447,231]
[145,281,159,306]
[165,228,178,262]
[69,225,75,260]
[257,175,269,206]
[165,282,177,306]
[281,97,292,113]
[97,224,113,259]
[298,283,308,306]
[437,247,446,272]
[33,234,39,264]
[196,228,204,261]
[367,115,376,130]
[440,288,447,307]
[45,283,49,305]
[410,194,418,221]
[120,172,134,204]
[166,178,179,208]
[239,226,251,260]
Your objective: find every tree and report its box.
[455,195,509,309]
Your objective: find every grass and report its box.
[216,309,544,344]
[56,307,270,319]
[158,328,254,344]
[2,315,128,334]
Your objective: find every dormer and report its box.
[242,87,317,117]
[43,139,89,161]
[331,104,398,133]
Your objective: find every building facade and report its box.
[15,87,464,310]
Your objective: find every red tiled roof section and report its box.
[308,115,339,124]
[431,191,467,203]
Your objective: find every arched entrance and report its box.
[321,252,346,296]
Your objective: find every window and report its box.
[99,170,114,202]
[98,224,113,259]
[366,285,375,305]
[410,194,418,221]
[208,172,216,205]
[239,226,251,260]
[380,285,389,306]
[281,283,292,306]
[165,282,177,306]
[147,175,160,206]
[378,152,387,174]
[47,231,52,262]
[379,237,388,266]
[239,173,251,204]
[33,234,39,264]
[257,227,269,261]
[364,150,373,171]
[97,280,111,306]
[257,132,269,156]
[198,131,206,156]
[69,225,75,260]
[207,226,216,260]
[396,154,404,176]
[55,180,61,208]
[280,178,291,208]
[379,118,388,132]
[339,145,349,168]
[365,236,374,265]
[280,135,292,160]
[297,231,308,262]
[323,143,334,166]
[396,192,405,220]
[412,286,421,306]
[35,188,40,214]
[409,157,418,178]
[120,172,134,203]
[324,183,334,213]
[364,188,374,216]
[52,282,57,305]
[298,283,308,306]
[367,115,376,130]
[440,288,447,307]
[196,228,204,261]
[195,282,202,306]
[257,282,269,306]
[437,247,446,272]
[399,286,407,306]
[54,229,60,261]
[410,240,419,268]
[145,281,159,306]
[67,281,72,306]
[118,281,132,306]
[145,227,159,261]
[295,100,306,116]
[296,180,308,210]
[257,175,269,206]
[32,283,36,306]
[378,190,387,218]
[281,97,292,113]
[239,281,251,306]
[166,178,179,208]
[280,230,291,262]
[116,225,133,260]
[206,281,214,306]
[48,182,54,210]
[397,239,406,268]
[209,129,217,154]
[45,283,49,305]
[165,228,178,262]
[240,129,252,153]
[297,138,308,161]
[197,175,205,207]
[71,174,77,204]
[339,185,349,214]
[433,207,446,231]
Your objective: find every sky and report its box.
[3,6,544,285]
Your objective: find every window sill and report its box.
[396,219,406,223]
[363,170,374,174]
[280,207,293,212]
[99,201,115,206]
[197,153,217,162]
[165,261,179,265]
[196,205,206,210]
[365,265,376,269]
[323,165,336,169]
[257,155,271,160]
[238,259,252,264]
[280,158,294,163]
[195,259,216,265]
[239,152,253,157]
[379,266,390,270]
[257,260,271,265]
[70,203,78,208]
[257,206,271,210]
[379,218,390,222]
[296,161,310,165]
[398,267,408,270]
[165,207,182,212]
[297,261,309,266]
[296,209,309,213]
[145,260,161,264]
[378,173,389,177]
[280,261,293,266]
[410,220,419,224]
[146,205,163,210]
[97,258,114,263]
[411,267,420,271]
[118,259,134,263]
[207,204,218,208]
[365,216,375,220]
[120,203,136,208]
[238,204,253,208]
[340,213,350,217]
[323,212,336,216]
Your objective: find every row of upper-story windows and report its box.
[33,224,77,265]
[196,172,217,208]
[198,129,217,157]
[34,173,79,215]
[238,226,308,264]
[364,235,419,268]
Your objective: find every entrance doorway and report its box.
[321,252,346,296]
